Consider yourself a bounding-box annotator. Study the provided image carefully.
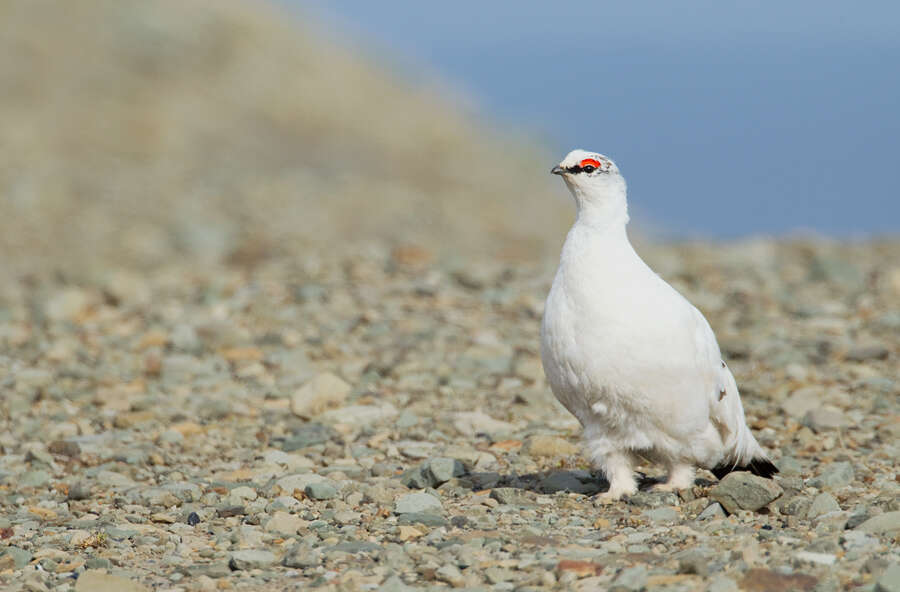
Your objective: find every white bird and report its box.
[541,149,776,500]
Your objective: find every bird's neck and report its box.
[569,178,630,233]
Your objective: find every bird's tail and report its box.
[711,370,778,480]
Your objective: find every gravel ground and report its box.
[1,239,898,591]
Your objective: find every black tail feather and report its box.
[712,457,778,480]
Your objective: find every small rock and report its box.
[775,457,803,476]
[1,547,33,569]
[490,488,535,507]
[781,495,812,517]
[304,481,338,500]
[186,512,201,526]
[610,566,647,591]
[290,373,351,418]
[540,471,596,494]
[397,513,449,528]
[425,457,466,485]
[807,492,841,519]
[265,511,304,535]
[781,387,821,418]
[709,472,783,513]
[697,502,727,520]
[808,462,854,490]
[643,507,679,523]
[318,404,398,428]
[282,544,320,568]
[855,511,900,535]
[282,423,337,451]
[802,407,849,432]
[435,563,466,587]
[527,435,580,458]
[452,410,514,437]
[845,343,889,362]
[395,492,442,514]
[229,550,277,570]
[626,490,680,508]
[876,563,900,592]
[19,470,51,488]
[75,570,148,592]
[399,466,432,489]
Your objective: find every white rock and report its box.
[290,373,351,418]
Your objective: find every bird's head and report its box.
[551,149,628,227]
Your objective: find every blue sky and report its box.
[289,1,900,237]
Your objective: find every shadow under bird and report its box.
[541,149,777,500]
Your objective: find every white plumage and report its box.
[541,149,775,500]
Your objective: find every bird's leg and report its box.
[653,463,695,492]
[594,450,637,501]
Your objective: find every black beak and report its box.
[551,166,564,175]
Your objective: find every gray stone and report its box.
[290,372,351,418]
[807,492,841,519]
[782,387,821,418]
[282,544,321,568]
[626,490,680,508]
[709,472,783,513]
[305,480,338,500]
[846,343,890,362]
[19,470,51,488]
[610,565,647,592]
[229,549,278,570]
[490,488,535,507]
[327,541,383,555]
[84,558,112,570]
[697,502,727,520]
[855,511,900,535]
[540,471,596,494]
[397,512,449,527]
[282,423,337,451]
[395,492,442,514]
[809,462,854,490]
[782,495,812,517]
[802,407,849,432]
[425,457,466,485]
[399,466,432,489]
[1,547,33,569]
[264,511,304,535]
[775,456,803,476]
[876,563,900,592]
[643,506,679,523]
[435,563,466,587]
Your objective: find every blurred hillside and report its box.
[0,0,568,280]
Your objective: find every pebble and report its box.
[290,373,351,419]
[304,481,338,500]
[228,550,278,570]
[855,511,900,535]
[876,563,900,592]
[395,492,442,514]
[709,472,783,513]
[807,492,841,519]
[809,462,855,490]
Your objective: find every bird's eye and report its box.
[582,165,596,173]
[578,158,602,173]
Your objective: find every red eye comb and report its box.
[579,158,602,168]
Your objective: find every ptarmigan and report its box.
[541,149,776,500]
